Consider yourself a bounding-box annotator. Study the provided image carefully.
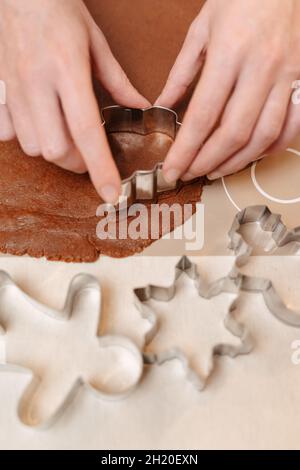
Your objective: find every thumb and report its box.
[89,24,150,108]
[155,6,209,108]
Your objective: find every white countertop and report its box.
[0,253,300,450]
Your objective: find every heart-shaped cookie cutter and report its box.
[101,105,181,209]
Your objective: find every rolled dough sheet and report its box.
[0,0,205,262]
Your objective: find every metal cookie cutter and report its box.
[134,256,253,391]
[229,205,300,267]
[0,271,143,429]
[101,105,181,209]
[228,205,300,327]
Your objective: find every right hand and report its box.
[0,0,149,203]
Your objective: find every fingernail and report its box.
[207,172,222,181]
[181,172,196,182]
[100,184,120,204]
[164,168,181,183]
[23,145,41,157]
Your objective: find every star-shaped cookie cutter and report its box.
[0,271,143,429]
[101,105,182,209]
[228,205,300,327]
[134,256,254,391]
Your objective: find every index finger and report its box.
[58,61,121,204]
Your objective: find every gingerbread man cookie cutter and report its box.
[134,256,254,391]
[229,205,300,267]
[0,271,143,429]
[101,105,183,209]
[228,205,300,327]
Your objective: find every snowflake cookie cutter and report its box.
[101,105,182,209]
[134,256,254,391]
[0,271,143,429]
[228,205,300,327]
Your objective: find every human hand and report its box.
[156,0,300,182]
[0,0,149,203]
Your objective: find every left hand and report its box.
[156,0,300,181]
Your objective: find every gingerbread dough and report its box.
[0,0,206,262]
